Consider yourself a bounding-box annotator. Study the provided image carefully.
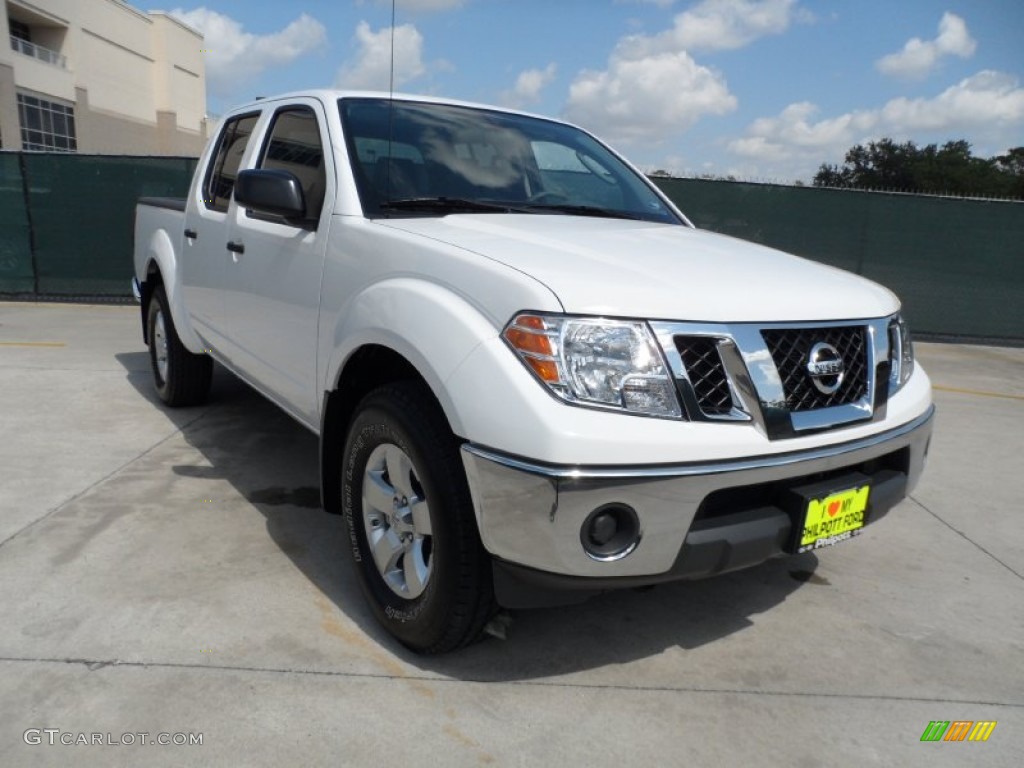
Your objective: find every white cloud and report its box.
[614,0,677,8]
[336,22,427,90]
[372,0,465,10]
[566,2,797,143]
[876,12,976,80]
[618,0,804,58]
[737,101,877,152]
[727,70,1024,178]
[169,8,326,98]
[565,51,736,143]
[881,70,1024,131]
[500,64,557,108]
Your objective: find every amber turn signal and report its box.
[503,314,561,384]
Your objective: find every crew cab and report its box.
[132,90,934,653]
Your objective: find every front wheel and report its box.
[341,381,493,653]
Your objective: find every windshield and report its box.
[339,97,681,224]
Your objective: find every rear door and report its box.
[181,111,261,350]
[219,98,334,427]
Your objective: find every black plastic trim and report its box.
[138,196,186,212]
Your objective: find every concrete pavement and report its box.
[1,302,1021,766]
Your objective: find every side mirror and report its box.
[234,169,306,219]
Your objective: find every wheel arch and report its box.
[139,258,163,344]
[139,228,203,350]
[320,344,454,516]
[317,278,507,516]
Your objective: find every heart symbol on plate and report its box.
[827,501,841,517]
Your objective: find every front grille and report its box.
[761,326,868,412]
[675,336,733,416]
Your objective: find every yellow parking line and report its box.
[0,341,66,348]
[933,385,1024,402]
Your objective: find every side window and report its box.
[203,113,260,212]
[257,107,327,222]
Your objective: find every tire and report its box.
[341,381,494,653]
[146,285,213,407]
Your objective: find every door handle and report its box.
[184,228,198,240]
[226,241,245,254]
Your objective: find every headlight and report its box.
[889,315,914,392]
[502,313,682,418]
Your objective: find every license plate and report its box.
[798,486,869,553]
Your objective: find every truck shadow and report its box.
[117,352,816,681]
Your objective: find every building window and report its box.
[9,19,31,42]
[17,93,77,152]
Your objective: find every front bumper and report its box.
[461,406,934,606]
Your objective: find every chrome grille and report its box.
[674,336,733,416]
[761,326,868,412]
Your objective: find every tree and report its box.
[813,163,846,188]
[993,148,1024,198]
[812,139,1024,199]
[813,139,921,190]
[993,147,1024,175]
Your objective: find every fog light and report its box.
[590,512,618,546]
[581,504,640,561]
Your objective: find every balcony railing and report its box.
[9,35,67,69]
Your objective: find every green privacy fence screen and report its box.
[652,178,1023,342]
[0,154,34,294]
[1,154,1021,341]
[0,153,196,297]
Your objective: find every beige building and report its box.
[0,0,207,155]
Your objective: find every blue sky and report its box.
[147,0,1024,183]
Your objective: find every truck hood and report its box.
[380,215,899,322]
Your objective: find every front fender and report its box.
[321,277,507,437]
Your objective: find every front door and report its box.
[220,100,334,428]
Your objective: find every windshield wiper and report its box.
[379,197,647,221]
[520,203,645,221]
[380,197,528,214]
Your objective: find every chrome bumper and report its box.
[461,406,934,582]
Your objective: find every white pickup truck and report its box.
[133,90,934,653]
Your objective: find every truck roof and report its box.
[222,89,565,126]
